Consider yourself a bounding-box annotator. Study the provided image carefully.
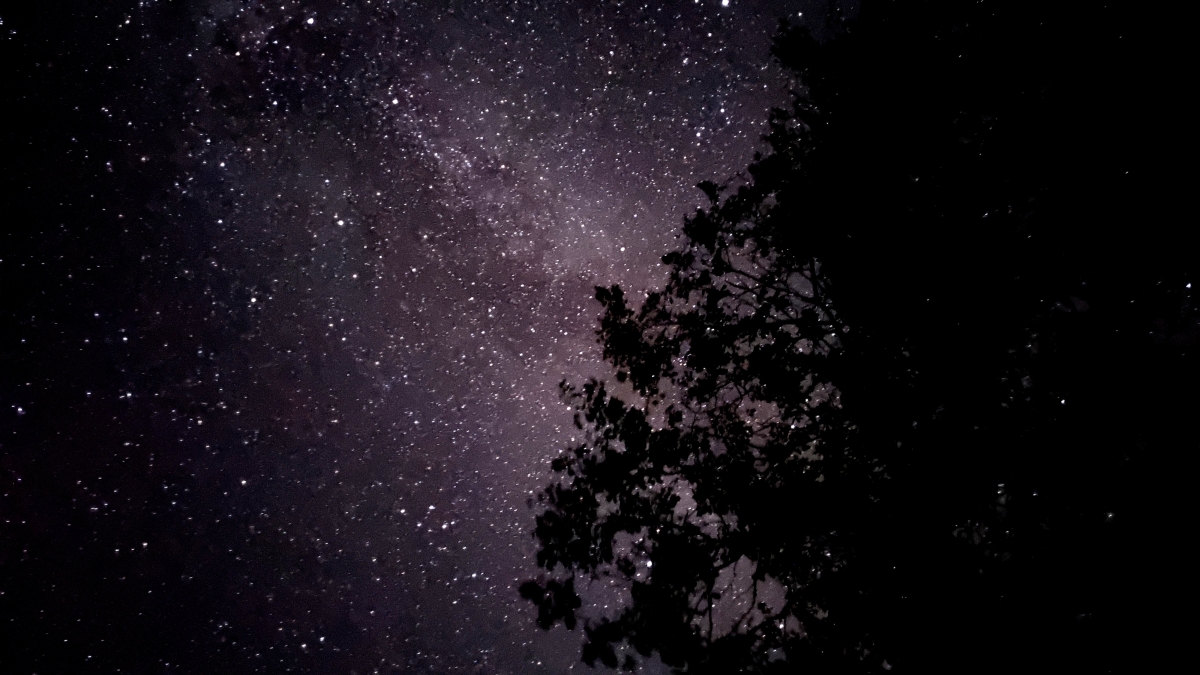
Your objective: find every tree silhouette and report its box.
[522,2,1192,672]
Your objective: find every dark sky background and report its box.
[0,1,840,673]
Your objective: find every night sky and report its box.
[1,1,831,673]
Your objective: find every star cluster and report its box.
[2,1,819,672]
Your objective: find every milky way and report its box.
[3,1,825,673]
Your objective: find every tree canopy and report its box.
[522,2,1192,672]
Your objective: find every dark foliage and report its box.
[522,1,1192,672]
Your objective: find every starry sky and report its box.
[1,1,831,673]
